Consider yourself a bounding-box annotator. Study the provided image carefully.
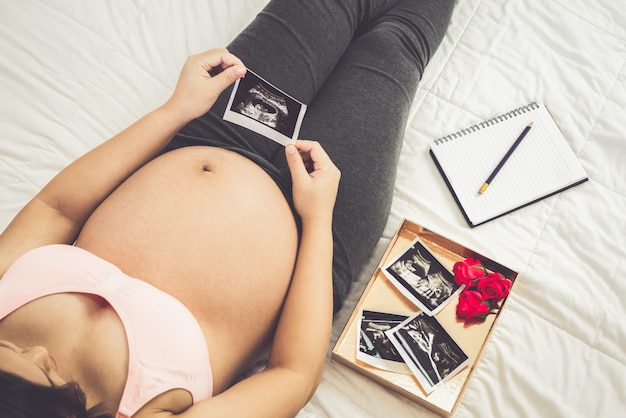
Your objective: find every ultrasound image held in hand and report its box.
[223,69,307,146]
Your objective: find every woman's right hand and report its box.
[164,48,247,123]
[285,140,341,225]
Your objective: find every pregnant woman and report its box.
[0,0,454,417]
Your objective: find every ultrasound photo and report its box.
[383,238,462,316]
[386,312,469,394]
[224,69,306,145]
[357,310,411,374]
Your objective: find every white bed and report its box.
[1,1,624,417]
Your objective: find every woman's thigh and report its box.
[299,0,455,309]
[168,0,406,162]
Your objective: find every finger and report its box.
[203,49,247,81]
[285,144,309,182]
[212,64,247,88]
[202,48,241,68]
[295,140,333,172]
[295,140,329,159]
[219,50,245,69]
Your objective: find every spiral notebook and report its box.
[430,102,588,227]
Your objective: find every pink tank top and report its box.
[0,244,212,418]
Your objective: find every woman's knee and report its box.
[362,0,454,65]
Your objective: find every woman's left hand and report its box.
[165,48,247,123]
[285,140,341,226]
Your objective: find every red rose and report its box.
[476,272,511,301]
[456,290,489,321]
[453,258,485,286]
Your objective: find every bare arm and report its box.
[204,142,339,417]
[0,49,246,277]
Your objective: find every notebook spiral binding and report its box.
[434,102,539,145]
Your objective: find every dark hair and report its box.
[0,369,113,418]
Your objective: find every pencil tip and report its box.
[479,183,489,194]
[528,122,533,127]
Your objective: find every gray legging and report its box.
[165,0,455,311]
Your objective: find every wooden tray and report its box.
[331,219,518,416]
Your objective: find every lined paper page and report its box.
[430,103,587,226]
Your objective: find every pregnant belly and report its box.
[75,146,298,389]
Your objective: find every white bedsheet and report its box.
[1,1,624,417]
